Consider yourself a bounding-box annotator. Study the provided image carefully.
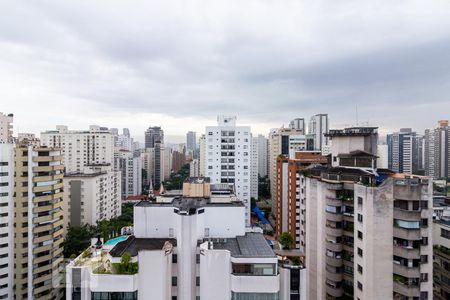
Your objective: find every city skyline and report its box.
[2,1,450,137]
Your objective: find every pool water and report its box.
[104,236,129,246]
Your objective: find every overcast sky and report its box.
[1,0,450,143]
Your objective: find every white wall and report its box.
[138,250,171,300]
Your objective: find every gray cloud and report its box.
[1,0,450,138]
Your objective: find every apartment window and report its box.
[420,291,428,299]
[357,248,363,257]
[357,196,363,206]
[196,277,200,286]
[172,254,177,264]
[357,214,363,223]
[357,264,363,274]
[421,219,428,227]
[420,255,428,264]
[196,254,200,264]
[357,281,363,291]
[357,231,363,240]
[441,228,450,239]
[420,273,428,282]
[171,277,177,286]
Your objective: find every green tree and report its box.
[164,164,190,190]
[279,232,294,250]
[63,224,96,258]
[258,175,270,199]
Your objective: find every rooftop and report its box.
[136,197,244,209]
[211,233,276,258]
[325,127,378,137]
[109,236,177,257]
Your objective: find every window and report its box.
[421,237,428,245]
[420,291,428,299]
[420,273,428,282]
[357,214,363,223]
[196,277,200,286]
[394,219,419,229]
[441,228,450,239]
[420,255,428,264]
[357,281,363,291]
[172,254,177,264]
[357,264,363,274]
[421,219,428,227]
[357,231,363,240]
[357,197,363,206]
[232,263,276,276]
[196,254,200,264]
[357,248,363,257]
[172,277,177,286]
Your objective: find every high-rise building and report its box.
[116,128,134,151]
[250,137,259,199]
[140,148,155,190]
[189,159,200,177]
[41,125,115,173]
[66,178,299,300]
[14,145,65,300]
[303,127,433,300]
[377,143,389,169]
[186,131,197,153]
[268,127,304,214]
[0,144,14,300]
[116,150,142,198]
[17,133,40,147]
[433,218,450,300]
[144,126,164,149]
[172,146,187,173]
[154,142,164,189]
[0,113,13,143]
[205,116,253,225]
[387,128,423,174]
[424,120,450,179]
[289,118,306,133]
[198,134,206,177]
[275,151,327,249]
[63,164,121,228]
[308,113,329,151]
[256,134,268,177]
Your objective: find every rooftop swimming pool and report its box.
[104,236,129,246]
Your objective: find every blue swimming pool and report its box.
[104,236,129,246]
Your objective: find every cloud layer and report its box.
[1,0,450,140]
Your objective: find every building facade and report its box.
[205,116,253,225]
[387,128,423,175]
[0,113,13,144]
[0,144,14,300]
[66,179,292,300]
[251,136,259,199]
[14,145,65,300]
[63,164,121,228]
[115,150,142,199]
[144,126,164,149]
[303,127,433,300]
[41,125,115,173]
[275,152,327,249]
[433,219,450,300]
[256,134,268,178]
[424,120,450,179]
[308,114,329,151]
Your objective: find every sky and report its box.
[1,0,450,143]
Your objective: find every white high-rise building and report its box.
[189,159,200,177]
[116,150,142,198]
[308,113,329,151]
[256,134,268,177]
[41,125,115,173]
[141,148,155,189]
[0,113,13,143]
[66,178,305,300]
[289,118,306,133]
[377,144,388,169]
[63,165,121,228]
[116,128,134,151]
[251,137,259,199]
[0,144,14,300]
[198,134,206,177]
[205,116,253,225]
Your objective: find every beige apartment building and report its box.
[63,164,121,228]
[14,145,65,300]
[303,127,433,300]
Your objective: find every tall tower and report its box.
[14,145,65,300]
[144,126,164,149]
[205,116,253,225]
